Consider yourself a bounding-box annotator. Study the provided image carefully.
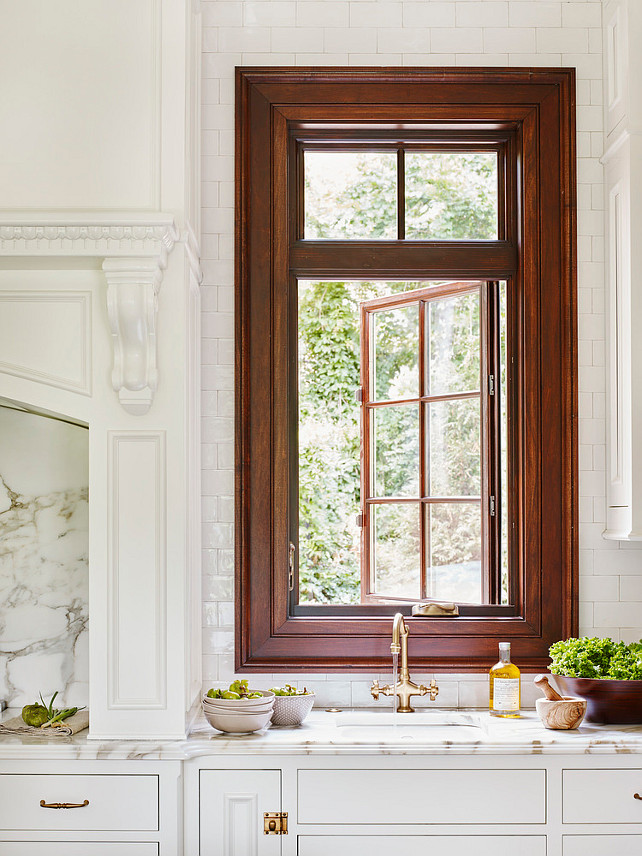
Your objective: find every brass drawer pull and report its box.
[634,793,642,801]
[40,799,90,809]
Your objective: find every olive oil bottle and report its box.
[489,642,521,717]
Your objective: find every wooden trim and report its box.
[235,67,577,672]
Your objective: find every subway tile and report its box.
[595,602,642,628]
[378,28,430,53]
[429,27,483,53]
[271,26,324,52]
[456,2,508,28]
[349,1,402,28]
[244,1,296,27]
[324,27,377,53]
[202,2,243,27]
[484,27,536,53]
[580,575,619,603]
[402,2,455,28]
[218,26,271,53]
[297,2,349,28]
[509,2,561,28]
[311,681,352,708]
[537,27,588,54]
[562,3,602,30]
[620,575,642,601]
[458,680,489,708]
[296,52,350,65]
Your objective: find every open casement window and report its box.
[236,68,578,672]
[360,281,505,606]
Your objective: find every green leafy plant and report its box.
[549,637,642,680]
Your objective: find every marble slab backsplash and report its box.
[0,407,89,708]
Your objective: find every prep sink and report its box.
[333,710,488,741]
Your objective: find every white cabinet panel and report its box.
[298,769,546,825]
[563,770,642,824]
[564,836,642,856]
[0,845,158,855]
[0,775,158,832]
[299,836,547,856]
[200,770,282,856]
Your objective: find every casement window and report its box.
[236,68,577,672]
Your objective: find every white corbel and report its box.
[103,257,166,416]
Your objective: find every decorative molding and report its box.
[0,290,92,395]
[224,794,259,856]
[108,431,167,710]
[104,257,167,415]
[0,214,178,258]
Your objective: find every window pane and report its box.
[373,404,419,497]
[499,281,509,604]
[426,503,482,603]
[426,290,480,396]
[297,280,361,605]
[405,152,498,240]
[304,151,397,239]
[372,503,420,599]
[426,398,481,496]
[372,303,418,401]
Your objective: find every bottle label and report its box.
[492,678,520,711]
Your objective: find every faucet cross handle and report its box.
[370,679,380,701]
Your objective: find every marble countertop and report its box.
[2,707,642,760]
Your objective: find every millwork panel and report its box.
[297,768,546,825]
[298,836,547,856]
[563,769,642,824]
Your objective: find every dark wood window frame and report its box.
[235,67,578,673]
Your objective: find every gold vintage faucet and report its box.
[370,612,439,713]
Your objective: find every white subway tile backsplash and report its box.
[197,0,629,702]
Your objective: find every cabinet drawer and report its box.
[299,836,547,856]
[564,836,642,856]
[0,775,159,831]
[297,769,546,825]
[563,770,642,824]
[0,845,158,855]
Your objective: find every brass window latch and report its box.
[264,811,288,835]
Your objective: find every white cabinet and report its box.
[563,769,642,824]
[298,837,547,856]
[199,770,283,856]
[0,846,158,856]
[603,0,642,539]
[297,768,545,825]
[564,836,642,856]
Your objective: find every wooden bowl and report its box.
[536,696,586,730]
[555,676,642,724]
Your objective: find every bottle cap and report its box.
[499,642,511,652]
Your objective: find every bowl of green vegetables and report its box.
[269,684,314,727]
[548,637,642,724]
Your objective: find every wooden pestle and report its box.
[534,674,564,701]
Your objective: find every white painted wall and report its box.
[199,0,642,708]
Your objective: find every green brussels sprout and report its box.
[206,688,224,699]
[269,684,309,697]
[229,679,249,695]
[21,704,49,727]
[221,690,241,699]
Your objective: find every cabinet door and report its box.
[299,836,546,856]
[564,836,642,856]
[200,770,282,856]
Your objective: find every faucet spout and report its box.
[371,612,439,712]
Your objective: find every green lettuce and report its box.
[549,637,642,680]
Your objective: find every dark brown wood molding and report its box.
[235,67,578,673]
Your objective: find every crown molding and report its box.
[0,212,179,258]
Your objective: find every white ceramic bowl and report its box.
[202,707,273,734]
[270,692,315,727]
[203,698,274,715]
[202,690,274,708]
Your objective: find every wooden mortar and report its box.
[534,675,587,730]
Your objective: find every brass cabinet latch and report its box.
[264,811,288,835]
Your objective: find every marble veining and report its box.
[1,708,642,760]
[0,405,89,709]
[0,478,88,708]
